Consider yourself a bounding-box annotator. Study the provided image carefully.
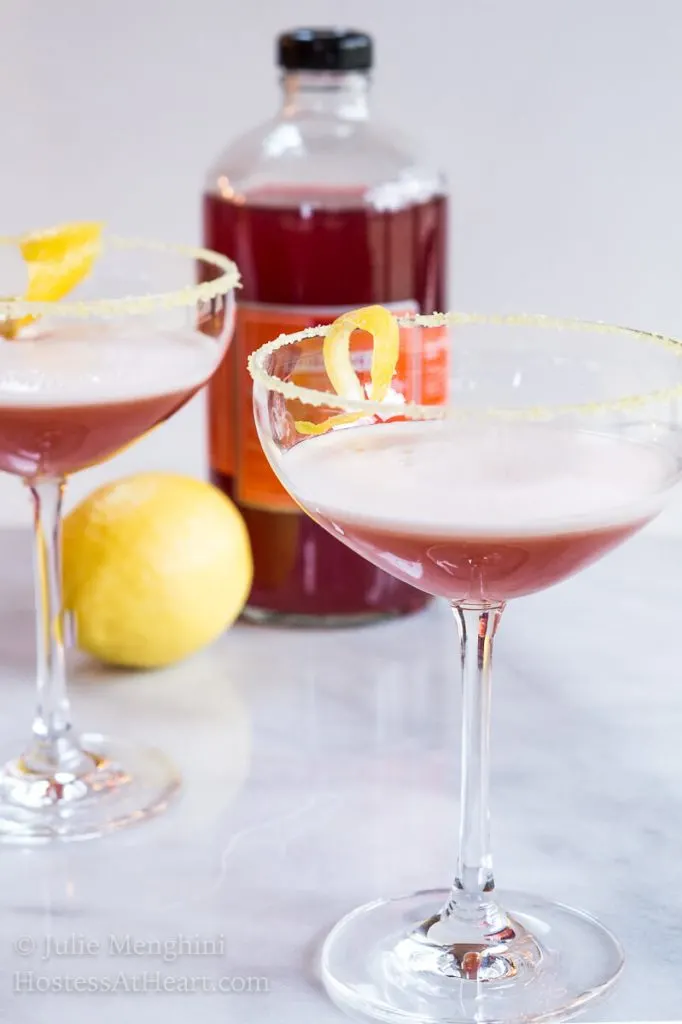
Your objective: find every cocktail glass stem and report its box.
[451,603,501,903]
[22,477,88,775]
[0,473,179,841]
[320,595,623,1017]
[443,605,509,934]
[413,603,517,980]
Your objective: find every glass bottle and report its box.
[204,27,449,625]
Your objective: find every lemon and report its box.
[62,473,253,669]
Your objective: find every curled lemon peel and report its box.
[295,412,362,435]
[294,305,399,435]
[1,221,103,339]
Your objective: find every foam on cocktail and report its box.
[285,419,678,538]
[0,321,217,406]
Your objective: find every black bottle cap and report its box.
[277,28,373,72]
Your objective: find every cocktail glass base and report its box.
[0,733,180,842]
[321,888,623,1024]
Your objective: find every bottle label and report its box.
[207,346,234,479]
[217,301,449,513]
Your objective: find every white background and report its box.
[2,0,682,532]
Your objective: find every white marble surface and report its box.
[0,525,680,1022]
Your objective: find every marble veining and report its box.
[0,525,679,1022]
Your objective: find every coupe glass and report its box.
[0,234,239,841]
[250,312,682,1024]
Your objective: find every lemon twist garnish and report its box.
[294,304,400,435]
[0,222,103,339]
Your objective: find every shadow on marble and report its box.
[0,530,680,1019]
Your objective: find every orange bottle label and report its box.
[212,301,449,513]
[207,347,235,478]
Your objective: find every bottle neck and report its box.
[280,70,370,121]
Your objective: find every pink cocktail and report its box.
[285,419,673,602]
[250,311,682,1024]
[0,322,220,477]
[0,234,239,842]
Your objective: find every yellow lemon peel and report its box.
[1,221,103,339]
[294,305,399,435]
[295,411,361,435]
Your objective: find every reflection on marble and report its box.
[0,525,680,1021]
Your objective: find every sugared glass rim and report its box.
[248,311,682,418]
[0,234,240,318]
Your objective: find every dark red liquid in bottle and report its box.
[204,190,448,624]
